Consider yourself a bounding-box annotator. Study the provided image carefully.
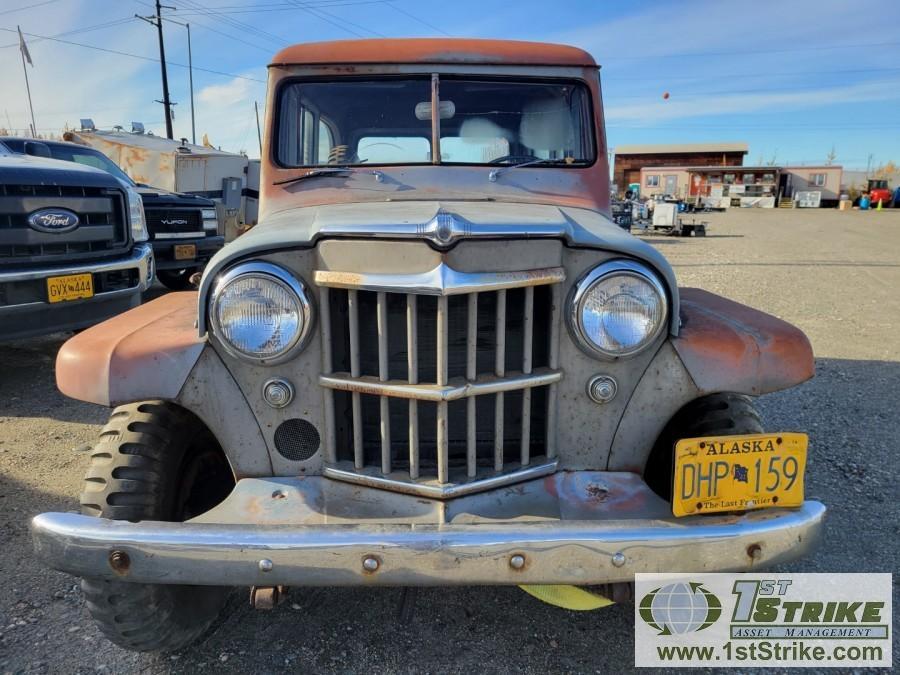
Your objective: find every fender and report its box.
[56,292,204,407]
[672,288,814,396]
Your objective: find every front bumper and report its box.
[152,235,224,270]
[0,244,154,340]
[32,472,824,587]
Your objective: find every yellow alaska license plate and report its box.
[47,273,94,303]
[173,243,197,260]
[672,433,807,517]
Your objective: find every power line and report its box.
[282,0,370,38]
[603,66,900,81]
[386,1,451,36]
[173,0,288,46]
[607,79,900,101]
[0,26,266,82]
[0,16,139,48]
[0,0,63,16]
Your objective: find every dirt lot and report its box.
[1,208,898,673]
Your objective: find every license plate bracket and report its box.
[671,432,807,517]
[173,243,197,260]
[46,273,94,304]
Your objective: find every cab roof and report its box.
[271,38,597,68]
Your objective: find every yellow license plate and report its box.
[173,243,197,260]
[672,433,807,517]
[46,273,94,303]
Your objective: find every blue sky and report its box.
[1,0,898,168]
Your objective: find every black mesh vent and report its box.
[274,419,321,461]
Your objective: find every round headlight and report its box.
[210,262,313,363]
[568,260,667,358]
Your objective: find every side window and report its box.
[646,175,660,187]
[70,153,109,172]
[810,173,826,187]
[318,120,334,163]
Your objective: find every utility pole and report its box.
[187,23,195,145]
[138,2,175,139]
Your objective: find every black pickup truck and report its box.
[0,143,153,340]
[1,137,225,290]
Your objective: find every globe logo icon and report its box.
[639,582,722,635]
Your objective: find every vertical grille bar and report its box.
[546,283,562,458]
[436,295,449,483]
[406,294,420,479]
[377,292,391,474]
[520,286,534,466]
[348,289,363,469]
[320,287,336,463]
[466,292,478,478]
[494,289,507,472]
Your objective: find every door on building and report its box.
[779,173,793,199]
[664,175,677,195]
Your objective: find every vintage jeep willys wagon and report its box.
[32,38,824,651]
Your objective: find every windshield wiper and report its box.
[488,158,573,183]
[273,167,355,186]
[273,165,385,187]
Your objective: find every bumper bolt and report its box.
[509,554,526,570]
[108,550,130,574]
[611,552,626,567]
[363,556,380,572]
[259,558,274,573]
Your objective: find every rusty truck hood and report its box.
[197,200,679,335]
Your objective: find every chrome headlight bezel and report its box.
[209,261,314,365]
[566,259,668,359]
[125,185,149,243]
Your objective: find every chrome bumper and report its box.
[0,243,154,303]
[31,472,825,587]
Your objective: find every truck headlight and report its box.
[126,186,148,242]
[201,207,219,231]
[567,260,667,358]
[210,262,313,363]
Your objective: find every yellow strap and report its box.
[518,585,614,611]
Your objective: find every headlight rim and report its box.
[566,259,668,360]
[209,261,314,365]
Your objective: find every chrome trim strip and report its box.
[153,231,206,239]
[319,368,562,402]
[314,264,565,296]
[323,459,558,499]
[31,498,826,586]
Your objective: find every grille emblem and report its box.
[27,208,80,234]
[418,211,471,247]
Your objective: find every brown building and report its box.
[613,142,748,192]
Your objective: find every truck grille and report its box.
[317,267,564,497]
[0,184,129,265]
[145,208,204,237]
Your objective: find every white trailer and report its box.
[64,129,258,233]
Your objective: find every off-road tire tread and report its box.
[646,393,764,499]
[78,401,228,652]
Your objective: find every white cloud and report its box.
[605,80,900,125]
[193,75,267,157]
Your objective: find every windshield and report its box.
[48,145,135,186]
[276,77,595,168]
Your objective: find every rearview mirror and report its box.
[415,100,456,121]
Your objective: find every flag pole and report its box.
[17,26,36,137]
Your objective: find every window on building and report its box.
[724,173,735,184]
[742,173,755,185]
[762,173,775,184]
[708,174,722,183]
[646,174,660,187]
[810,173,827,187]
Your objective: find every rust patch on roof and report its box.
[271,38,597,68]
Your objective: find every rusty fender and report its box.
[672,288,814,396]
[56,292,205,407]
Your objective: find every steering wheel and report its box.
[488,154,540,165]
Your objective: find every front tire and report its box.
[79,401,235,652]
[645,393,763,500]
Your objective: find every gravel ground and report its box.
[1,208,898,673]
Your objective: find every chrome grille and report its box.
[316,266,564,497]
